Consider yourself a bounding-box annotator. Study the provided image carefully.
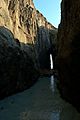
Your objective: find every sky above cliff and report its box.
[33,0,61,28]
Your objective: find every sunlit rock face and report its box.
[0,0,56,44]
[0,0,36,44]
[0,0,57,69]
[57,0,80,111]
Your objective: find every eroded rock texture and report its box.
[0,0,57,99]
[0,0,56,44]
[0,0,57,68]
[57,0,80,111]
[0,26,38,99]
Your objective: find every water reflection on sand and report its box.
[0,76,80,120]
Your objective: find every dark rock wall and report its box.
[57,0,80,111]
[0,26,38,99]
[35,26,57,69]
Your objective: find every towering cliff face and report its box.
[57,0,80,111]
[0,0,56,44]
[0,0,57,68]
[0,0,57,99]
[0,0,36,44]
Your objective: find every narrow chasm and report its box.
[0,0,80,120]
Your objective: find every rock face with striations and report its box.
[0,0,57,68]
[0,0,56,44]
[57,0,80,111]
[0,0,57,99]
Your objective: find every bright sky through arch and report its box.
[33,0,61,28]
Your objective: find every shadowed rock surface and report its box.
[57,0,80,111]
[0,26,38,99]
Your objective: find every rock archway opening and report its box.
[38,50,54,71]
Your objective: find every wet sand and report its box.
[0,76,80,120]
